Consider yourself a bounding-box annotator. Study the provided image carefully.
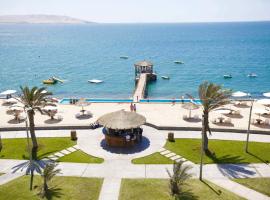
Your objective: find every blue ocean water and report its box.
[0,22,269,98]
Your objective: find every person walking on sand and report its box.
[172,98,176,106]
[133,103,137,112]
[130,103,133,111]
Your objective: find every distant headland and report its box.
[0,15,94,24]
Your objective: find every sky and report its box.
[0,0,270,23]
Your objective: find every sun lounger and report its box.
[224,118,231,124]
[234,110,241,115]
[183,115,187,120]
[56,115,63,121]
[194,114,199,120]
[265,119,270,125]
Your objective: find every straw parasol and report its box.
[182,102,199,118]
[214,108,232,115]
[97,110,146,129]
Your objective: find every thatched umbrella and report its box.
[97,110,146,130]
[182,102,199,118]
[76,98,90,114]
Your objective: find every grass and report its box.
[132,152,174,164]
[165,139,270,164]
[0,175,103,200]
[58,150,104,163]
[119,179,244,200]
[234,178,270,196]
[0,138,76,160]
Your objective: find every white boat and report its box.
[247,73,257,78]
[161,76,170,80]
[88,79,103,84]
[223,74,232,79]
[120,56,129,59]
[174,60,184,64]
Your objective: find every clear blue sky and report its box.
[1,0,270,23]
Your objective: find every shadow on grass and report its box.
[42,187,63,200]
[247,151,269,165]
[205,150,256,178]
[175,190,198,200]
[201,180,222,196]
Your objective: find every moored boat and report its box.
[120,56,129,59]
[88,79,103,84]
[161,76,170,80]
[174,60,184,64]
[247,73,257,78]
[43,78,57,85]
[223,74,232,79]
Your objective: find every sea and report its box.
[0,22,270,99]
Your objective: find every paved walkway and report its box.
[207,178,270,200]
[1,128,270,199]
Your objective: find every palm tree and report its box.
[40,162,61,198]
[20,86,51,160]
[198,81,231,152]
[167,160,192,199]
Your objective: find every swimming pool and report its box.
[59,98,201,104]
[59,98,133,104]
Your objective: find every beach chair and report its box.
[224,118,231,124]
[183,115,187,120]
[56,115,63,121]
[18,113,26,122]
[211,118,217,124]
[194,114,199,120]
[234,110,241,115]
[251,118,256,124]
[265,119,270,125]
[86,111,93,116]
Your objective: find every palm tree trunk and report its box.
[43,177,48,197]
[27,110,38,160]
[202,111,209,152]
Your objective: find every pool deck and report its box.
[0,99,270,133]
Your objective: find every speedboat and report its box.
[247,73,257,78]
[88,79,103,84]
[161,76,170,80]
[120,56,129,59]
[174,60,184,64]
[223,74,232,79]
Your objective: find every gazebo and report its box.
[97,110,146,147]
[134,60,156,81]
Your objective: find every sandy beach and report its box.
[1,99,269,132]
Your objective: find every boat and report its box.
[247,73,257,78]
[88,79,103,84]
[223,74,232,79]
[120,56,129,59]
[52,76,65,83]
[161,76,170,80]
[43,78,57,85]
[174,61,184,64]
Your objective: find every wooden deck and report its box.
[133,73,148,102]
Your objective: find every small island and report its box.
[0,14,94,24]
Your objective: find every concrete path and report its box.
[207,178,270,200]
[99,178,121,200]
[0,172,24,185]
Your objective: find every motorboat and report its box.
[223,74,232,79]
[247,73,257,78]
[88,79,103,84]
[174,60,184,64]
[120,56,129,59]
[161,76,170,80]
[43,78,57,85]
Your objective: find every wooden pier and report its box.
[133,61,157,102]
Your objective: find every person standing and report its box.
[133,103,137,112]
[130,103,133,111]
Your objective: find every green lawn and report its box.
[165,139,270,164]
[0,138,76,160]
[58,150,104,163]
[0,175,103,200]
[132,152,174,164]
[119,179,244,200]
[234,178,270,196]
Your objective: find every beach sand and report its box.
[0,100,269,132]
